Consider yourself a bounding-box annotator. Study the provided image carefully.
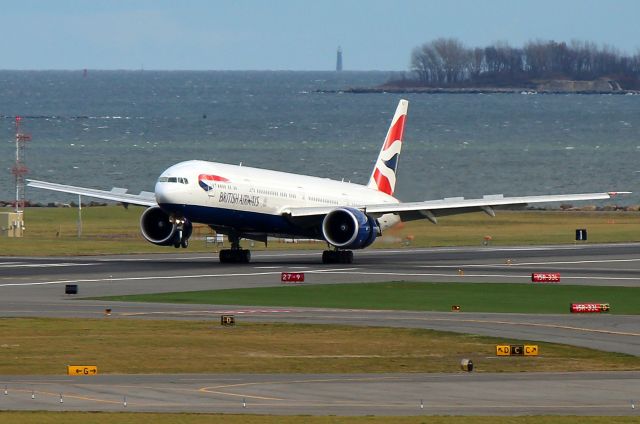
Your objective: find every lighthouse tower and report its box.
[336,46,343,72]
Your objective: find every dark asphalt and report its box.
[1,244,640,415]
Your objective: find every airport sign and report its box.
[67,365,98,376]
[496,345,539,356]
[281,272,305,283]
[531,272,561,282]
[570,303,610,313]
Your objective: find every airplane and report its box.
[28,99,624,264]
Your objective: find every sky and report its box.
[1,0,639,71]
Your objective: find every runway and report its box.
[1,372,639,415]
[1,243,639,415]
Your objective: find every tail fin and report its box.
[367,99,408,196]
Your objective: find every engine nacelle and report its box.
[322,207,379,249]
[140,206,192,246]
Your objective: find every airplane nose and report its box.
[155,182,182,205]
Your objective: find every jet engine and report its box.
[140,206,192,247]
[321,207,379,249]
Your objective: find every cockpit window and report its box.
[158,176,189,184]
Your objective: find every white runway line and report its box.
[0,263,96,269]
[0,268,357,288]
[303,270,640,281]
[419,258,640,268]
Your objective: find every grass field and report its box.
[1,206,638,256]
[96,282,640,315]
[1,413,638,424]
[0,318,637,375]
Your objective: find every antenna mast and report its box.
[12,116,31,213]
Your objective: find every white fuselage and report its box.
[155,160,400,238]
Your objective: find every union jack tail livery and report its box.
[367,99,408,196]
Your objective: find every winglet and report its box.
[367,99,408,196]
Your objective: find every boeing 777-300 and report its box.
[28,99,624,263]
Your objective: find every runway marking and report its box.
[199,376,403,401]
[0,263,96,269]
[9,388,123,405]
[6,268,640,287]
[198,386,285,401]
[302,270,640,282]
[120,309,292,317]
[0,267,360,288]
[420,258,640,268]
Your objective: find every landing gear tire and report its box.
[174,238,189,248]
[219,249,251,264]
[241,249,251,263]
[322,250,353,264]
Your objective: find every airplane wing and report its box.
[27,179,157,207]
[282,192,625,224]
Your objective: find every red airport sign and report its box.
[570,303,610,313]
[531,272,561,283]
[281,272,305,283]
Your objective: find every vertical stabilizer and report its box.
[367,99,408,196]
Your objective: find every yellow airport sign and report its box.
[496,345,511,356]
[496,344,539,356]
[524,345,539,356]
[67,365,98,376]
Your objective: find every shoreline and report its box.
[318,86,640,95]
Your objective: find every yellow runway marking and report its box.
[10,388,122,405]
[199,376,404,402]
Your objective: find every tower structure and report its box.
[336,46,343,72]
[12,116,31,213]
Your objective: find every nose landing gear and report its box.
[172,221,190,249]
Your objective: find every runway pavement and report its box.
[1,372,639,415]
[1,243,640,415]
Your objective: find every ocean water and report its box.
[1,71,639,205]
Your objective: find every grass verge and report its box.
[0,318,637,375]
[0,413,638,424]
[96,282,640,315]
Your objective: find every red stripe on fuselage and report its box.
[198,174,229,182]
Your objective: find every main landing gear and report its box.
[219,249,251,263]
[322,250,353,264]
[219,234,251,263]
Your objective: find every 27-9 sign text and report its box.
[281,272,305,283]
